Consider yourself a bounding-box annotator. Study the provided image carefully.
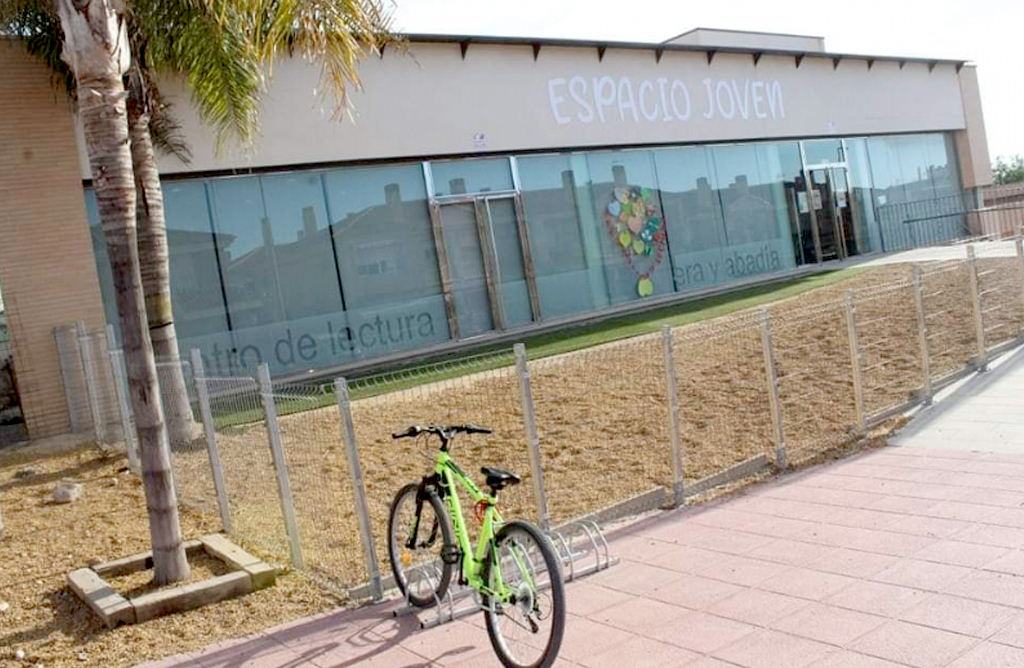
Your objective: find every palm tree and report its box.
[3,0,394,584]
[47,0,191,583]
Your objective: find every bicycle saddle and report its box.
[481,467,521,491]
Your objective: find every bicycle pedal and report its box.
[441,545,462,565]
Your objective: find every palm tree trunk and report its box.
[127,91,201,448]
[55,0,189,584]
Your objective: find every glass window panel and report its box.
[485,198,532,328]
[844,138,883,254]
[207,177,281,331]
[430,158,513,196]
[517,154,603,319]
[709,143,797,279]
[258,172,343,321]
[83,191,121,336]
[586,150,673,304]
[325,163,450,359]
[652,147,729,291]
[802,139,844,166]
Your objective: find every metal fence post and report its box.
[1016,238,1024,339]
[845,290,867,436]
[660,326,685,506]
[75,321,104,442]
[334,377,383,601]
[967,245,988,371]
[106,324,140,475]
[54,327,82,433]
[759,309,787,469]
[911,266,933,405]
[256,363,304,570]
[191,349,232,534]
[514,343,550,530]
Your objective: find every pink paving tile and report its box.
[564,582,635,617]
[983,508,1024,529]
[590,596,687,634]
[945,642,1024,668]
[317,644,444,668]
[746,538,836,567]
[586,561,685,596]
[825,580,930,617]
[841,527,938,558]
[924,500,1000,523]
[647,610,756,654]
[954,524,1024,549]
[824,508,900,531]
[990,613,1024,648]
[944,570,1024,608]
[642,520,723,545]
[647,544,730,574]
[690,553,791,587]
[606,534,677,563]
[806,651,915,668]
[898,593,1019,638]
[847,620,977,668]
[394,620,485,665]
[756,567,857,601]
[686,526,777,556]
[739,515,820,540]
[267,606,401,655]
[706,588,811,626]
[866,494,942,516]
[804,547,899,578]
[646,573,747,611]
[981,550,1024,576]
[910,540,1011,569]
[768,602,886,646]
[192,637,307,668]
[712,628,837,668]
[554,616,634,664]
[578,635,699,668]
[686,507,763,531]
[883,514,973,539]
[871,558,974,592]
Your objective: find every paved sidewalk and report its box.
[139,355,1024,668]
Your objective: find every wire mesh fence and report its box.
[920,259,977,380]
[530,334,671,526]
[672,313,774,483]
[771,300,858,464]
[49,241,1024,599]
[975,246,1024,352]
[851,277,922,418]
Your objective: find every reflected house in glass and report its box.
[62,28,1001,378]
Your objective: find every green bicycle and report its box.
[388,424,566,668]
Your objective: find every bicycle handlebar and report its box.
[392,424,492,441]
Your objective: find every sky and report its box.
[389,0,1024,162]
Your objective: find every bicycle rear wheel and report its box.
[387,483,454,607]
[482,520,565,668]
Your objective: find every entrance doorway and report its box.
[807,166,858,261]
[436,195,538,339]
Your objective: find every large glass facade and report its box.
[87,131,962,375]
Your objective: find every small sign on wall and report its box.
[811,190,823,210]
[473,132,487,148]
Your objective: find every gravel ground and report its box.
[1,257,1021,668]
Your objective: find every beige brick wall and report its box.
[0,40,108,438]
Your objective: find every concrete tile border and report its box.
[67,534,277,627]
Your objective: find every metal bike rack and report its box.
[392,519,617,629]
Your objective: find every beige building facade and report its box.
[0,30,994,440]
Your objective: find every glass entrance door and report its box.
[438,196,535,338]
[807,167,857,261]
[440,201,493,338]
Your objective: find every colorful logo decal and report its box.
[603,186,667,297]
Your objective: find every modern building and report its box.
[0,28,993,438]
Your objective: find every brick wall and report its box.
[0,40,108,438]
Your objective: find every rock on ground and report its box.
[53,482,83,504]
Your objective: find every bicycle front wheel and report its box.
[482,520,566,668]
[387,483,454,608]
